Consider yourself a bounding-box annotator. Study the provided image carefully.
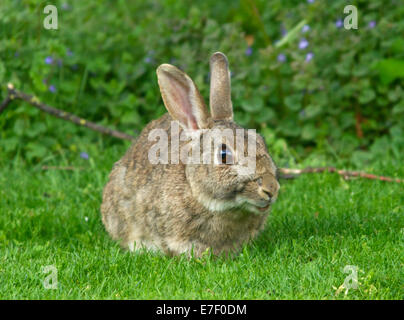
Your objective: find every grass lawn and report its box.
[0,144,403,299]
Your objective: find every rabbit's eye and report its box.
[219,144,233,164]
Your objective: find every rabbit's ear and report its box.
[157,64,209,130]
[209,52,233,121]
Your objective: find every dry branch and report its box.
[279,167,403,184]
[0,83,136,141]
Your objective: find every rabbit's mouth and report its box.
[241,200,271,214]
[194,191,271,214]
[255,203,270,212]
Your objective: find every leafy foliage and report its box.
[0,0,403,165]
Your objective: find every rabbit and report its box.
[101,52,280,257]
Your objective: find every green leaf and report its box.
[13,119,26,136]
[301,123,317,140]
[284,94,302,111]
[392,101,404,114]
[241,96,264,113]
[25,143,48,160]
[304,104,322,118]
[26,122,47,138]
[279,119,301,137]
[373,59,404,85]
[0,137,19,152]
[359,88,376,104]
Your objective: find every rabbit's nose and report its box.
[261,188,273,199]
[258,173,279,201]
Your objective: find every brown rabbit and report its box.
[101,52,280,257]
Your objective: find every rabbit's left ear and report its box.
[209,52,233,121]
[157,64,209,130]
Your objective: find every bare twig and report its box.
[0,83,136,141]
[279,167,403,184]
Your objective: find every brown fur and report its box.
[101,53,280,257]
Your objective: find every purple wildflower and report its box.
[302,25,310,33]
[335,19,343,28]
[14,51,20,57]
[245,47,253,56]
[368,21,376,28]
[277,53,286,63]
[66,49,73,56]
[80,152,89,160]
[45,56,53,65]
[48,85,56,93]
[307,0,314,3]
[299,38,309,50]
[305,52,314,62]
[144,56,152,63]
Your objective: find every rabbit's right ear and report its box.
[157,64,210,130]
[209,52,233,121]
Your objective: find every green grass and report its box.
[0,145,403,299]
